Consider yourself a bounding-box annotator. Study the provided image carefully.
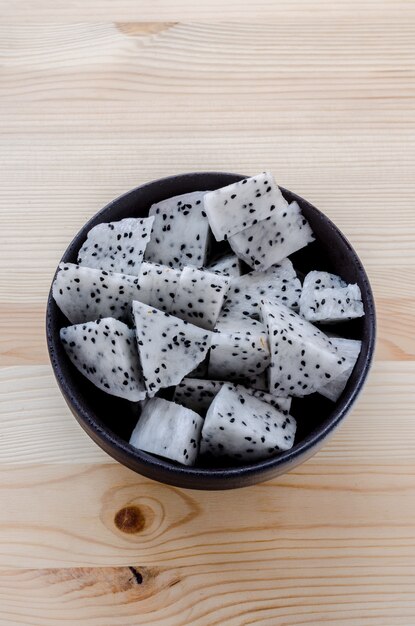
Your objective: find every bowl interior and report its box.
[47,172,375,487]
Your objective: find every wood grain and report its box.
[1,0,415,22]
[2,457,415,569]
[0,563,414,626]
[0,6,414,625]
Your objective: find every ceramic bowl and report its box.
[46,172,376,490]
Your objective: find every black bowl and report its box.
[46,172,376,490]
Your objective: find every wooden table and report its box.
[1,3,415,624]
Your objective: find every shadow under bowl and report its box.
[46,172,376,490]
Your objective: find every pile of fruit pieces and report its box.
[54,172,364,467]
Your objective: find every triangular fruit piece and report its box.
[261,300,351,397]
[132,300,212,397]
[200,385,296,461]
[319,337,362,401]
[60,318,146,401]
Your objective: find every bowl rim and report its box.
[46,172,376,487]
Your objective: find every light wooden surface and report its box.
[1,3,415,624]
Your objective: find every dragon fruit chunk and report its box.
[207,253,242,277]
[242,370,269,391]
[261,300,351,397]
[222,258,302,319]
[299,271,364,323]
[188,356,209,379]
[144,191,210,269]
[132,300,212,397]
[78,217,154,275]
[52,263,145,324]
[204,172,288,241]
[129,397,203,466]
[174,378,223,413]
[208,315,270,380]
[319,337,362,401]
[53,261,183,324]
[137,261,181,313]
[172,267,230,330]
[228,200,314,270]
[60,318,146,401]
[242,387,292,414]
[200,385,296,461]
[174,378,291,415]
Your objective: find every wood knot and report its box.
[128,566,143,584]
[114,506,145,534]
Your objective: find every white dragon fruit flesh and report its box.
[188,356,209,379]
[132,300,211,397]
[174,378,223,413]
[319,336,362,401]
[174,377,291,415]
[60,317,146,401]
[228,200,314,270]
[222,258,302,319]
[78,217,154,275]
[208,314,270,380]
[261,300,351,397]
[129,397,203,466]
[144,191,210,269]
[200,385,296,461]
[242,370,269,391]
[137,261,181,313]
[53,263,143,324]
[299,271,364,323]
[204,172,288,241]
[244,387,291,414]
[172,267,230,330]
[207,253,241,277]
